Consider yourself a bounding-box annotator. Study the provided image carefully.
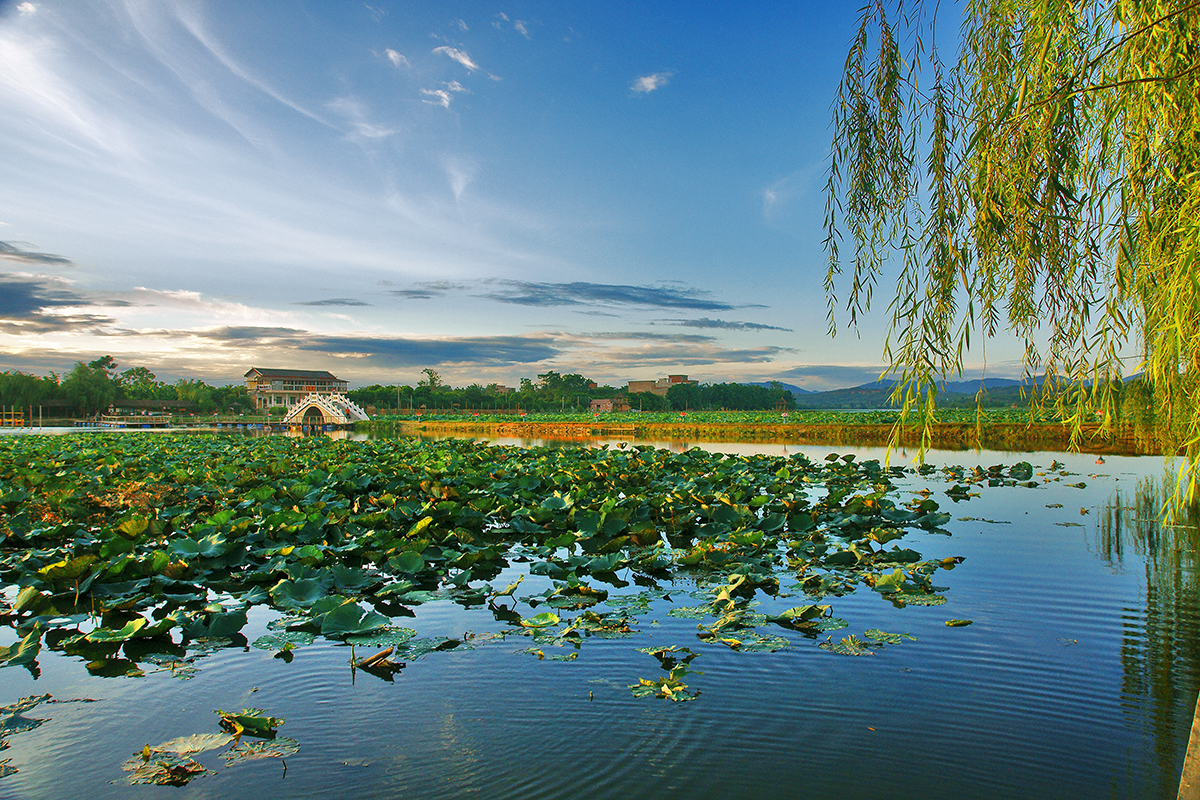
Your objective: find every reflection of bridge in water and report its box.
[282,392,370,429]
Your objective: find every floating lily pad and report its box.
[713,632,791,652]
[521,647,579,661]
[891,593,947,606]
[0,694,50,738]
[398,637,469,659]
[153,733,234,756]
[343,627,418,648]
[630,665,700,702]
[216,709,284,739]
[667,606,712,619]
[251,632,315,651]
[222,736,300,765]
[519,612,561,629]
[819,634,875,656]
[864,629,916,645]
[122,754,209,786]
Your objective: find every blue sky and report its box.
[0,0,1013,390]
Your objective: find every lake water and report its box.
[0,433,1196,799]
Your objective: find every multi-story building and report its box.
[626,374,697,398]
[244,368,349,411]
[589,398,631,413]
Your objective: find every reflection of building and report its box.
[590,398,631,413]
[627,374,697,397]
[244,368,348,410]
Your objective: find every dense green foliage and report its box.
[825,0,1200,497]
[352,374,795,414]
[0,434,977,679]
[0,357,252,416]
[668,381,795,411]
[350,370,608,413]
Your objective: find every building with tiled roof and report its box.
[244,367,348,411]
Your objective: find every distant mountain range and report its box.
[750,377,1039,409]
[746,381,816,396]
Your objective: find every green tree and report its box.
[667,382,704,411]
[824,1,1200,500]
[118,366,162,399]
[420,369,443,389]
[62,361,116,415]
[0,371,60,408]
[629,391,669,412]
[174,379,216,413]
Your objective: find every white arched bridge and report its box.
[282,392,370,427]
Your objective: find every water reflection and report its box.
[1098,475,1200,797]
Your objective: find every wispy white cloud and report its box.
[421,89,452,109]
[762,165,820,224]
[433,46,481,73]
[384,48,408,68]
[455,19,469,31]
[327,96,395,140]
[364,4,385,23]
[166,3,332,128]
[0,27,135,156]
[631,71,674,94]
[444,157,475,202]
[493,14,531,39]
[17,3,37,15]
[420,80,469,109]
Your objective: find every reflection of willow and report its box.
[1098,474,1200,795]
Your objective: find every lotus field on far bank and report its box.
[371,409,1059,425]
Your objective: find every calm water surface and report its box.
[0,433,1196,799]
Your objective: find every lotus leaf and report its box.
[344,627,417,647]
[667,606,712,619]
[630,665,699,702]
[864,629,916,645]
[0,626,42,671]
[319,600,389,638]
[819,634,875,656]
[116,517,150,538]
[251,632,315,650]
[10,586,46,615]
[222,736,299,764]
[519,612,561,628]
[768,604,832,628]
[122,754,209,786]
[216,708,284,739]
[872,569,907,594]
[892,592,947,606]
[715,632,791,652]
[269,578,328,609]
[0,694,50,741]
[398,637,468,658]
[84,618,149,643]
[522,646,579,660]
[389,551,425,575]
[153,732,234,755]
[183,606,248,639]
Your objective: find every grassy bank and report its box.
[370,415,1161,456]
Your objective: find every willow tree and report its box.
[824,0,1200,500]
